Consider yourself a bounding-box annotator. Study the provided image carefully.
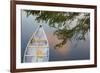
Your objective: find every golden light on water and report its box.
[36,49,45,58]
[46,33,70,55]
[56,43,70,55]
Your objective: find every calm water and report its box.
[21,10,90,62]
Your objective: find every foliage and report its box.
[24,10,90,48]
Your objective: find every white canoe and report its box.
[23,24,49,63]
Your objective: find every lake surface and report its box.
[21,10,90,62]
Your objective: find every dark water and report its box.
[21,10,90,62]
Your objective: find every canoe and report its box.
[23,24,49,63]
